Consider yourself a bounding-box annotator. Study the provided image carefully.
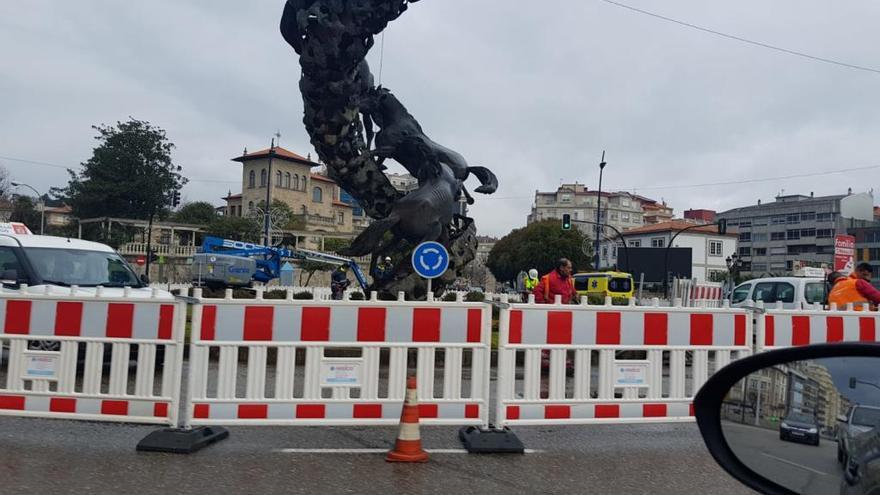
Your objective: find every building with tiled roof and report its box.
[223,146,358,237]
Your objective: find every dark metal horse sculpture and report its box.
[280,0,493,297]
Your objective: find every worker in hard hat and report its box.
[372,256,394,283]
[521,268,539,301]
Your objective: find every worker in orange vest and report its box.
[532,258,577,304]
[827,263,880,310]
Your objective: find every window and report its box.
[621,198,631,207]
[816,229,834,239]
[337,211,344,224]
[817,245,834,254]
[751,262,767,272]
[276,170,283,187]
[610,212,618,221]
[738,220,752,228]
[739,232,751,242]
[293,174,300,191]
[771,232,786,241]
[248,201,254,211]
[248,170,256,188]
[816,212,833,222]
[771,215,786,225]
[285,172,291,189]
[770,246,786,255]
[260,169,267,187]
[786,214,800,224]
[800,228,816,237]
[770,262,786,270]
[786,230,800,240]
[739,247,751,256]
[560,194,571,203]
[709,240,723,256]
[312,187,323,203]
[622,213,630,222]
[753,217,768,227]
[801,212,816,221]
[751,233,767,242]
[752,282,795,304]
[869,248,880,260]
[753,247,767,256]
[804,283,826,305]
[732,284,752,304]
[651,237,665,248]
[628,240,642,247]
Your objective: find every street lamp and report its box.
[594,151,607,269]
[10,182,44,235]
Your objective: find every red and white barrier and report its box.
[0,287,185,425]
[185,288,491,427]
[495,296,751,427]
[756,301,880,352]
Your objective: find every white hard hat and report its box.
[385,256,392,262]
[528,269,538,279]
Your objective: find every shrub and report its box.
[464,291,486,302]
[293,291,314,300]
[350,291,365,300]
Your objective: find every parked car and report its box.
[0,226,174,360]
[778,410,820,445]
[730,276,826,310]
[839,404,880,467]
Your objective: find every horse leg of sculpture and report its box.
[467,166,499,194]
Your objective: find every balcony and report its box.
[118,242,198,258]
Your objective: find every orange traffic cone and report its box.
[386,376,429,463]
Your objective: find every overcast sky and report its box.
[1,1,879,237]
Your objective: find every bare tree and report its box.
[0,164,10,199]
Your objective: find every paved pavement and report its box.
[0,417,754,494]
[724,421,842,494]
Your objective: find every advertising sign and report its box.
[834,235,856,275]
[613,361,650,388]
[320,359,362,387]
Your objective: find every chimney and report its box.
[848,187,853,195]
[757,199,761,205]
[243,147,248,155]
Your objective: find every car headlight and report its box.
[780,422,790,429]
[808,428,818,434]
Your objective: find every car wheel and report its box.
[28,340,61,352]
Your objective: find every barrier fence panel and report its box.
[185,289,491,427]
[0,287,185,425]
[495,296,752,427]
[756,301,880,353]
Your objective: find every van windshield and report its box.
[24,247,142,288]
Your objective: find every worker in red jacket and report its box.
[532,258,577,304]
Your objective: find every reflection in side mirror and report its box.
[694,343,880,495]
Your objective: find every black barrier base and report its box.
[137,426,229,454]
[458,425,524,454]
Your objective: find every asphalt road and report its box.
[0,417,755,495]
[723,421,842,494]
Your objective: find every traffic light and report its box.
[562,214,571,230]
[717,218,727,235]
[171,191,181,208]
[850,377,857,389]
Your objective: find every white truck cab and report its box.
[0,224,172,300]
[731,276,826,310]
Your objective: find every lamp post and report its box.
[725,253,741,300]
[264,138,276,246]
[11,182,43,235]
[594,151,607,270]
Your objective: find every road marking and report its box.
[276,448,541,454]
[760,453,829,476]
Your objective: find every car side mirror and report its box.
[1,269,19,286]
[694,343,880,495]
[140,274,150,285]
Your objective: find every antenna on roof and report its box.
[243,147,248,155]
[274,130,281,147]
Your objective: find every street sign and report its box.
[135,256,146,266]
[411,241,449,280]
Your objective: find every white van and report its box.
[731,276,826,310]
[0,230,171,299]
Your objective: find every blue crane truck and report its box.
[191,236,367,290]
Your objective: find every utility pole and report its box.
[264,138,276,246]
[594,151,607,269]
